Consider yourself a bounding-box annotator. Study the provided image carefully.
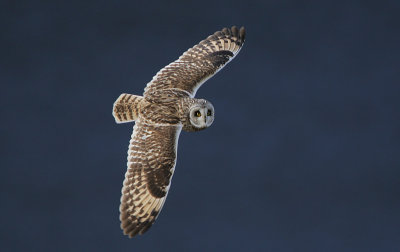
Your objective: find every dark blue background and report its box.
[1,0,399,251]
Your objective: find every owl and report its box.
[112,26,245,237]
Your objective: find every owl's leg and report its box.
[113,93,143,123]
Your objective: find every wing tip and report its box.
[120,205,155,238]
[239,26,246,42]
[230,25,246,44]
[217,26,246,46]
[210,26,246,45]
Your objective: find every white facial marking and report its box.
[189,100,214,129]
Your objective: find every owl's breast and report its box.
[139,100,181,125]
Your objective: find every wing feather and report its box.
[120,121,182,237]
[144,26,245,98]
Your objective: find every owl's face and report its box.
[188,100,214,129]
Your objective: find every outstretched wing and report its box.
[144,26,245,98]
[120,121,182,237]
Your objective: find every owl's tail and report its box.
[113,93,143,123]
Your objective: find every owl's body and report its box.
[114,92,213,131]
[113,26,245,237]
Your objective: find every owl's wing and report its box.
[143,26,245,98]
[120,121,182,237]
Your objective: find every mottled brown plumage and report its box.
[113,26,245,237]
[144,26,245,98]
[113,94,143,123]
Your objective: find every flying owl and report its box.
[112,26,245,237]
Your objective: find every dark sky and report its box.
[1,0,400,251]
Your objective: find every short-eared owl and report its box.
[112,26,245,237]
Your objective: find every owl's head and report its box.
[183,99,214,131]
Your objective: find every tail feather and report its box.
[113,93,143,123]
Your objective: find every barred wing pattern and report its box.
[120,122,182,237]
[144,26,245,98]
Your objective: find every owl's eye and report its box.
[194,111,201,117]
[207,110,212,116]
